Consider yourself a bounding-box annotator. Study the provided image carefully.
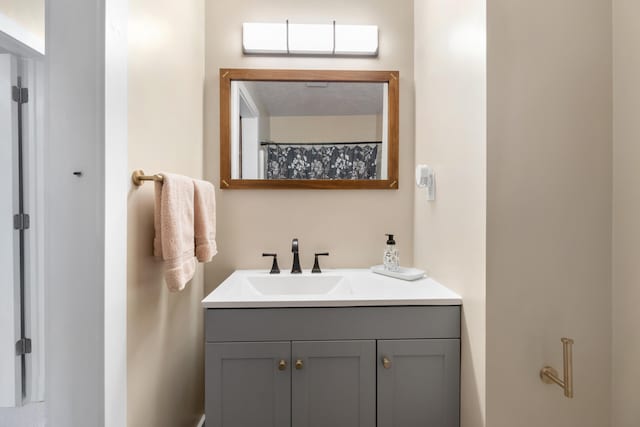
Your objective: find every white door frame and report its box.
[46,0,128,425]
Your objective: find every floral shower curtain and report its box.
[265,143,379,180]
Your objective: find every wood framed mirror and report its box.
[220,69,399,189]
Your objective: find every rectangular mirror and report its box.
[220,69,399,189]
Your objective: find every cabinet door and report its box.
[292,340,375,427]
[378,339,460,427]
[206,342,291,427]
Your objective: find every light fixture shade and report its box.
[288,23,334,54]
[334,25,378,56]
[242,22,379,56]
[242,23,287,54]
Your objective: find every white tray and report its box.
[370,265,426,281]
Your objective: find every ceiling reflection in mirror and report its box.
[230,81,388,180]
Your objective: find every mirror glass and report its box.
[220,69,399,190]
[231,81,387,180]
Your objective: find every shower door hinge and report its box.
[16,338,32,356]
[13,213,30,230]
[12,86,28,104]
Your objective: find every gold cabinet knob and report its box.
[278,360,287,371]
[382,356,392,369]
[295,359,304,370]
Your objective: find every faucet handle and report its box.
[262,253,280,274]
[311,252,329,274]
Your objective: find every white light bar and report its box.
[334,25,379,56]
[242,23,287,54]
[288,23,334,55]
[242,22,379,56]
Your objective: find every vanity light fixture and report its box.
[242,21,379,56]
[241,22,287,54]
[289,23,334,55]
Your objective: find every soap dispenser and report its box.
[383,234,399,272]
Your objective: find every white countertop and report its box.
[202,269,462,308]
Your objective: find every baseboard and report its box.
[196,414,205,427]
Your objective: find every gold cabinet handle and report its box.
[278,360,287,371]
[540,337,574,398]
[295,359,304,370]
[382,356,392,369]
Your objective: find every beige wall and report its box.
[204,0,415,290]
[612,1,640,426]
[0,0,44,40]
[487,1,612,426]
[270,115,381,143]
[127,0,205,425]
[413,2,486,426]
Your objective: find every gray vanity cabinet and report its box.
[205,306,461,427]
[292,340,376,427]
[205,342,291,427]
[377,339,461,427]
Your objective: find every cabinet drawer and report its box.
[206,306,460,342]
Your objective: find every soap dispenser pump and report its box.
[383,234,399,272]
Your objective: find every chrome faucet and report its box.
[291,238,302,274]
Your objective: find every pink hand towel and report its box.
[193,179,217,262]
[153,173,197,291]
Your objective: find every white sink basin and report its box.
[246,274,350,296]
[202,269,462,308]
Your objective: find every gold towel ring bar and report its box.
[131,170,164,186]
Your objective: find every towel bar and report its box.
[132,170,163,186]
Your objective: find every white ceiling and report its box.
[243,81,384,117]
